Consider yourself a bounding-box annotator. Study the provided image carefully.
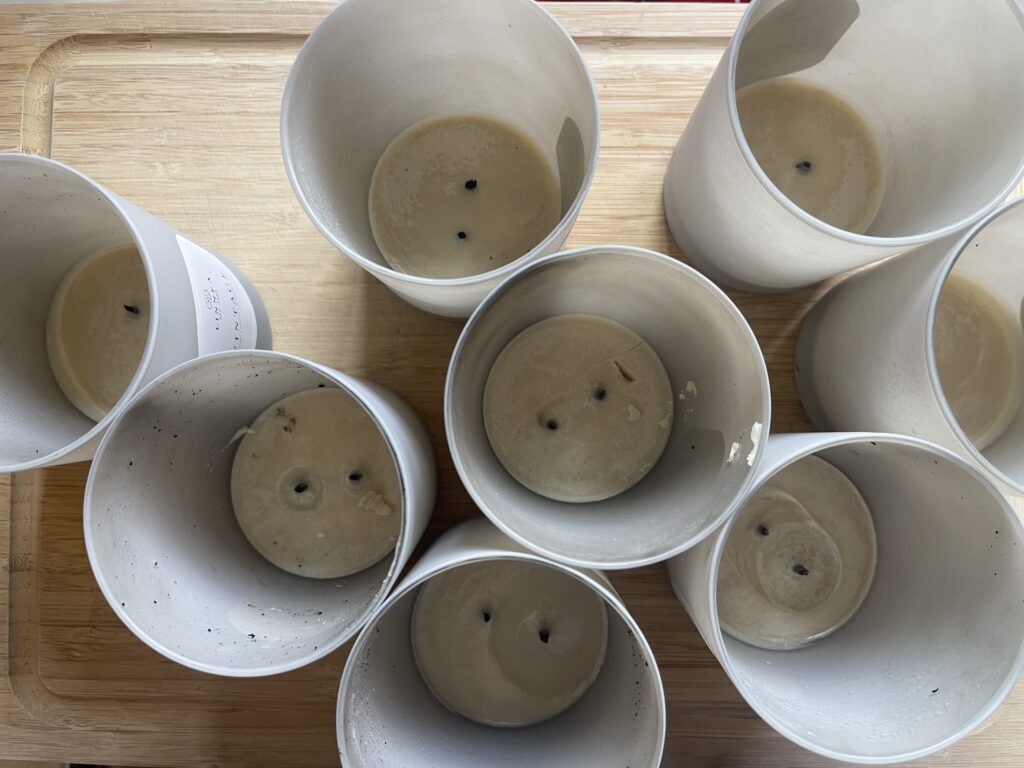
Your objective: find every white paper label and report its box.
[176,235,259,355]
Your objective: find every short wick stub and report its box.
[538,628,550,644]
[545,418,559,431]
[294,481,309,494]
[465,179,478,190]
[793,564,810,576]
[756,524,769,536]
[457,231,468,241]
[123,304,141,315]
[795,160,813,175]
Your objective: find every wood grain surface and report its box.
[0,2,1023,766]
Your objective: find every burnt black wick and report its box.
[457,231,467,241]
[294,482,309,494]
[756,525,769,536]
[482,611,491,623]
[795,160,813,174]
[465,179,478,190]
[123,304,140,315]
[348,471,363,483]
[593,386,607,401]
[546,418,559,431]
[793,564,810,576]
[538,628,550,643]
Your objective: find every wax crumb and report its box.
[316,532,326,539]
[686,380,698,397]
[359,491,392,517]
[658,415,671,430]
[746,421,763,467]
[627,404,642,422]
[727,442,741,463]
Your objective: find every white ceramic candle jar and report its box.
[338,518,665,768]
[84,351,435,676]
[447,246,771,569]
[668,433,1024,763]
[663,0,1024,292]
[281,0,599,318]
[797,197,1024,495]
[0,153,271,472]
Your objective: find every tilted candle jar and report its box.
[0,153,270,473]
[84,351,435,676]
[281,0,599,317]
[447,246,770,569]
[338,518,665,768]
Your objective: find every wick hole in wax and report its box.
[293,482,309,494]
[538,628,550,644]
[795,160,813,175]
[593,386,607,402]
[481,610,491,623]
[756,524,769,536]
[792,564,810,576]
[545,418,559,431]
[347,471,363,484]
[457,231,467,241]
[465,179,478,190]
[123,304,140,315]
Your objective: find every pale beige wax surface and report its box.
[230,388,401,579]
[46,244,149,422]
[483,314,674,503]
[737,77,884,234]
[368,113,560,279]
[411,560,608,727]
[717,455,877,651]
[934,273,1024,450]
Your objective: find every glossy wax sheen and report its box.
[934,273,1024,450]
[411,559,608,727]
[46,244,150,422]
[483,314,674,503]
[738,78,885,234]
[369,113,560,279]
[717,455,877,651]
[230,388,401,579]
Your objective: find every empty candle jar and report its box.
[447,246,770,569]
[663,0,1024,292]
[796,197,1024,495]
[668,433,1024,763]
[338,518,665,767]
[281,0,599,317]
[84,351,435,676]
[0,153,271,472]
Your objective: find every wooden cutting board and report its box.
[0,3,1022,766]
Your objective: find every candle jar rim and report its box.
[724,0,1024,249]
[922,196,1024,495]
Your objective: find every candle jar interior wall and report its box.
[669,434,1024,763]
[84,351,434,676]
[447,246,770,569]
[664,0,1024,291]
[0,155,140,468]
[338,519,664,768]
[281,0,599,317]
[797,198,1024,495]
